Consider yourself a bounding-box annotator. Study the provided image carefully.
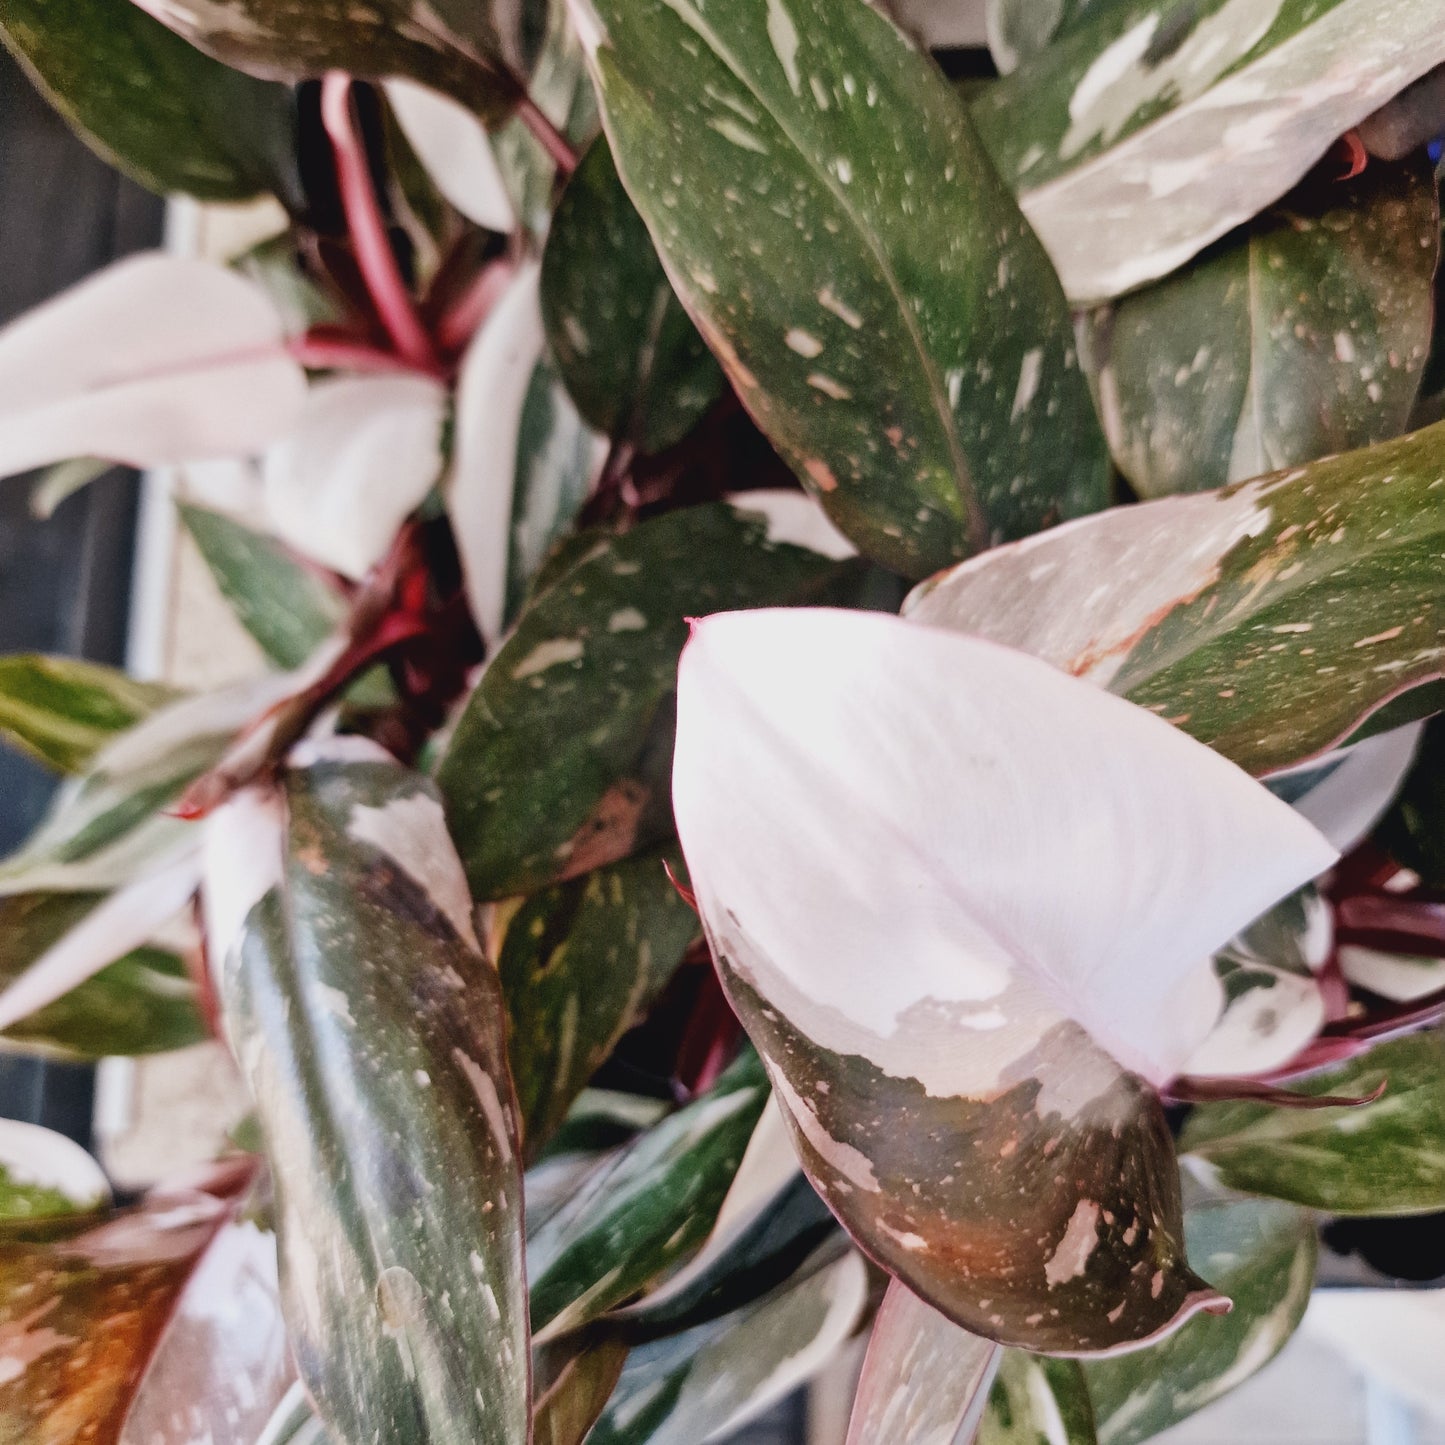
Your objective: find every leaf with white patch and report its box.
[673,608,1334,1350]
[978,1352,1097,1445]
[587,1249,868,1445]
[205,746,529,1445]
[1181,1030,1445,1215]
[497,845,698,1155]
[438,501,850,899]
[0,253,305,482]
[572,0,1108,577]
[0,1117,110,1219]
[1083,1197,1317,1445]
[905,422,1445,776]
[541,137,724,456]
[0,653,175,774]
[1338,946,1445,1004]
[528,1049,769,1340]
[846,1280,1002,1445]
[970,0,1445,302]
[984,0,1105,74]
[1079,157,1438,498]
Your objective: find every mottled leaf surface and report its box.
[208,749,529,1445]
[971,0,1445,300]
[1081,158,1439,498]
[497,845,698,1155]
[573,0,1108,576]
[979,1353,1097,1445]
[438,502,847,898]
[1181,1030,1445,1215]
[907,423,1445,775]
[542,137,723,455]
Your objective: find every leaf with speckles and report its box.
[178,503,347,671]
[673,608,1333,1351]
[1181,1030,1445,1215]
[1082,1197,1317,1445]
[528,1048,769,1340]
[497,845,699,1157]
[1079,157,1439,499]
[204,745,530,1445]
[978,1352,1097,1445]
[437,501,854,899]
[571,0,1109,577]
[0,1186,231,1445]
[970,0,1445,303]
[906,421,1445,776]
[542,138,725,456]
[0,0,298,203]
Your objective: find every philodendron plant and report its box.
[0,0,1444,1439]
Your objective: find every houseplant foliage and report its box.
[0,0,1442,1438]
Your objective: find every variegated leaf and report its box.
[970,0,1445,302]
[0,1117,110,1219]
[673,608,1333,1350]
[905,423,1445,776]
[1080,157,1438,498]
[985,0,1104,73]
[570,0,1109,577]
[437,501,851,899]
[978,1353,1097,1445]
[205,743,529,1445]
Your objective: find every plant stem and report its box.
[288,335,445,378]
[434,257,517,356]
[515,92,580,177]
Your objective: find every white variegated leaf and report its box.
[1338,945,1445,1003]
[723,491,858,563]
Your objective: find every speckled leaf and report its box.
[437,501,849,899]
[570,0,1108,577]
[970,0,1445,302]
[0,653,174,774]
[0,891,204,1060]
[179,503,346,671]
[0,0,297,202]
[906,422,1445,776]
[541,137,724,455]
[587,1249,868,1445]
[128,0,538,124]
[674,608,1334,1351]
[845,1280,1001,1445]
[0,1186,230,1445]
[205,745,529,1445]
[0,1117,110,1219]
[1083,1197,1317,1445]
[978,1353,1097,1445]
[497,845,698,1155]
[528,1048,769,1340]
[1181,1030,1445,1215]
[985,0,1108,73]
[1080,157,1439,499]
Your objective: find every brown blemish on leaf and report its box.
[556,780,652,881]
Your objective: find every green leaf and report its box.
[1080,157,1439,498]
[527,1049,769,1340]
[573,0,1108,577]
[0,1117,110,1219]
[178,504,347,672]
[980,1354,1097,1445]
[1083,1196,1317,1445]
[1378,716,1445,888]
[0,653,176,774]
[498,846,698,1156]
[541,137,725,456]
[131,0,538,124]
[211,747,529,1445]
[984,0,1106,73]
[970,0,1445,302]
[0,0,298,202]
[907,421,1445,775]
[0,891,204,1060]
[437,501,851,899]
[1181,1030,1445,1215]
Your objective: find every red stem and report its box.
[516,93,579,177]
[320,73,439,372]
[434,257,517,357]
[288,335,445,379]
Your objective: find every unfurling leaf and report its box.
[571,0,1108,576]
[906,423,1445,776]
[204,742,529,1445]
[672,608,1334,1351]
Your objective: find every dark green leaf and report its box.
[437,501,849,899]
[0,0,298,202]
[179,503,347,671]
[498,846,698,1156]
[576,0,1108,576]
[979,1353,1096,1445]
[212,747,529,1445]
[0,653,175,774]
[542,137,724,455]
[1080,157,1438,498]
